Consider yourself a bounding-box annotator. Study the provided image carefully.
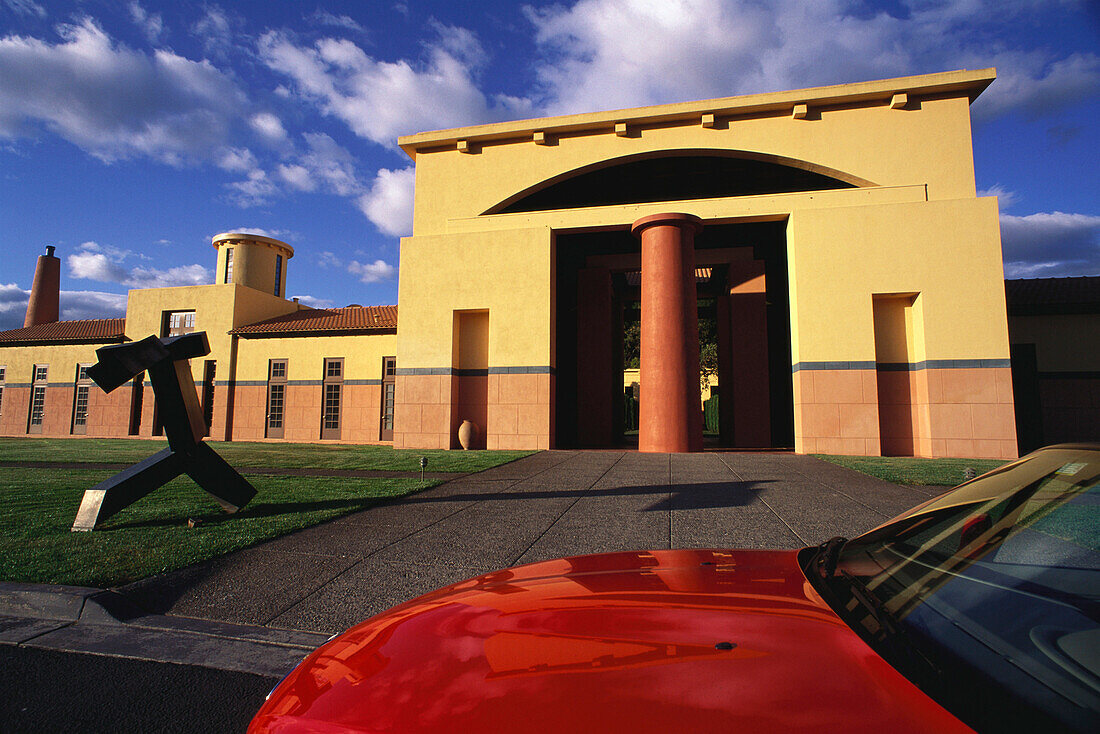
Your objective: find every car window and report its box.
[824,450,1100,733]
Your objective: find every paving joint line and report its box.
[259,452,580,626]
[714,453,808,546]
[11,620,76,646]
[508,452,628,566]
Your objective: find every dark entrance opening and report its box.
[554,221,793,449]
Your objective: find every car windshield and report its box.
[819,447,1100,733]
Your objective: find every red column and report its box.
[632,213,703,453]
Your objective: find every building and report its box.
[1006,277,1100,453]
[0,234,397,444]
[0,69,1050,459]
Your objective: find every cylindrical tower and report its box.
[24,245,61,327]
[211,232,294,297]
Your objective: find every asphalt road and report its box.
[1,645,277,733]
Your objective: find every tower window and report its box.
[274,255,283,297]
[225,247,234,284]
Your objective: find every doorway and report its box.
[554,221,793,449]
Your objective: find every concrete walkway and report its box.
[1,451,944,676]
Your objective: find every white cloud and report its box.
[128,1,164,44]
[276,133,365,196]
[0,283,127,330]
[250,112,287,142]
[60,290,128,321]
[258,24,531,147]
[125,264,211,289]
[1001,211,1100,278]
[978,184,1019,210]
[217,146,258,173]
[68,250,130,283]
[3,0,45,19]
[291,294,335,308]
[222,227,292,238]
[297,133,362,196]
[192,6,232,57]
[310,10,364,33]
[348,259,397,283]
[276,163,315,191]
[225,168,279,206]
[524,0,1100,119]
[0,282,31,330]
[317,251,342,268]
[0,18,247,164]
[358,167,414,236]
[970,51,1100,122]
[66,242,212,288]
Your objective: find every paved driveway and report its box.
[120,451,942,635]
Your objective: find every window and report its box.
[201,360,216,433]
[164,311,195,337]
[72,363,91,434]
[274,255,283,297]
[380,356,396,441]
[0,365,5,417]
[28,364,47,433]
[224,247,234,283]
[321,358,343,439]
[267,359,287,439]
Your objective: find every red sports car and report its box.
[250,445,1099,733]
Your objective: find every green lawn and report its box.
[0,438,533,587]
[814,454,1009,486]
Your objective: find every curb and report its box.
[0,582,327,678]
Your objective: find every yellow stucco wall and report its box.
[397,227,553,369]
[404,72,988,236]
[0,343,101,385]
[787,196,1009,364]
[125,283,298,382]
[235,333,397,382]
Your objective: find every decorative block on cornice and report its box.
[533,131,549,145]
[397,69,996,159]
[792,104,809,119]
[614,122,629,137]
[701,113,717,128]
[457,139,472,153]
[890,92,909,109]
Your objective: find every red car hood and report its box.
[251,549,970,733]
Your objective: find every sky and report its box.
[0,0,1098,330]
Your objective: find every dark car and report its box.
[250,445,1099,733]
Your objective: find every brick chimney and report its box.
[24,245,60,327]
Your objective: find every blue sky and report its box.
[1,0,1098,329]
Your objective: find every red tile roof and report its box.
[0,318,127,345]
[1006,276,1100,315]
[232,305,398,336]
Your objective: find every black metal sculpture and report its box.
[71,332,256,531]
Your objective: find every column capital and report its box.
[631,212,703,237]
